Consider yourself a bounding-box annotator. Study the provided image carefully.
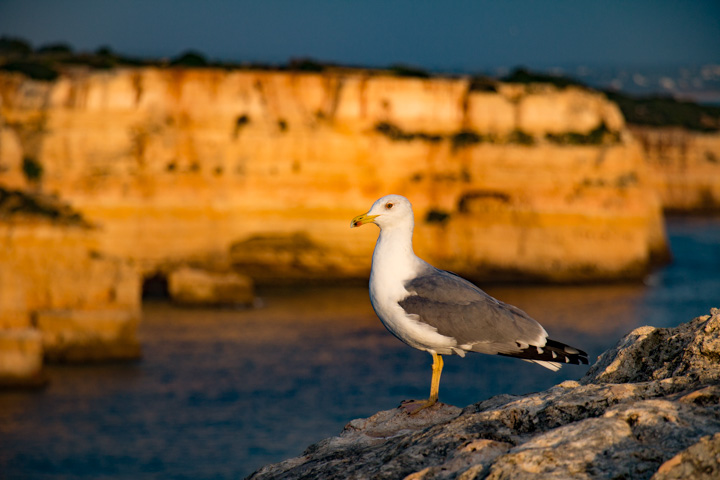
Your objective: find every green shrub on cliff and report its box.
[287,58,326,72]
[0,61,59,81]
[374,122,443,143]
[604,91,720,132]
[0,36,32,56]
[507,129,535,145]
[170,50,208,67]
[388,64,431,79]
[36,42,73,55]
[545,122,621,145]
[502,67,588,89]
[374,121,410,140]
[468,76,498,92]
[451,130,483,150]
[0,187,88,225]
[416,132,443,143]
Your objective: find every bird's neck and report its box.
[370,224,421,296]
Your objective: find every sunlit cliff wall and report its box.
[630,126,720,212]
[0,206,140,383]
[0,68,667,286]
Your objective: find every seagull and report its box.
[351,194,589,414]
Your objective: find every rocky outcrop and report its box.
[248,309,720,480]
[0,328,46,388]
[0,190,141,380]
[631,126,720,212]
[653,433,720,480]
[36,309,140,363]
[167,266,254,306]
[0,68,667,283]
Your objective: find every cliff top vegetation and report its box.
[1,36,719,132]
[0,187,90,226]
[503,67,720,132]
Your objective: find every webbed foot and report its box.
[400,398,437,415]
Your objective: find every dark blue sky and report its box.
[1,0,719,72]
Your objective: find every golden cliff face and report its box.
[0,213,141,369]
[630,126,720,212]
[0,68,666,284]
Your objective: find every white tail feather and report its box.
[523,359,562,371]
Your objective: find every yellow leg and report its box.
[401,352,444,415]
[429,352,443,404]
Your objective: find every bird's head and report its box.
[351,194,414,230]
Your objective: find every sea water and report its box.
[0,216,718,479]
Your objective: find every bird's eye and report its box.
[386,202,394,209]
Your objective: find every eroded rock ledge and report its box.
[249,309,720,480]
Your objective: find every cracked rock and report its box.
[248,309,720,480]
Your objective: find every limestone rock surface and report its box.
[0,328,47,388]
[0,68,668,283]
[652,432,720,480]
[248,309,720,480]
[36,309,141,363]
[632,126,720,212]
[0,203,141,371]
[167,266,254,306]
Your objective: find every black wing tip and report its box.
[546,339,589,363]
[545,338,586,353]
[503,339,589,366]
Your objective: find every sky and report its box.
[1,0,719,73]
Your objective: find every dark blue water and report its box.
[0,217,718,479]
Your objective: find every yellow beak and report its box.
[351,213,379,228]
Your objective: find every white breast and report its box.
[365,214,459,354]
[369,250,457,354]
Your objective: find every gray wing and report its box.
[399,268,547,356]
